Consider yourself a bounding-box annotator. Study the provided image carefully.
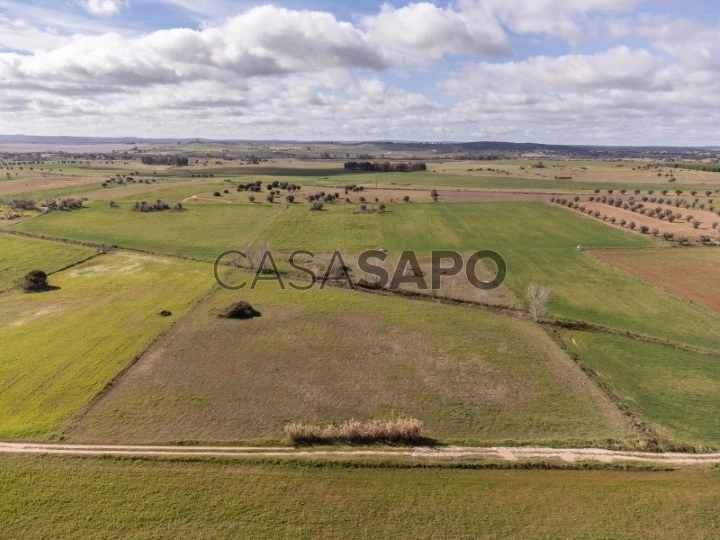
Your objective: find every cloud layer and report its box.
[0,1,719,144]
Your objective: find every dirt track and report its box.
[2,442,720,465]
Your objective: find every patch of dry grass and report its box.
[284,417,424,444]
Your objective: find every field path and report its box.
[2,442,720,465]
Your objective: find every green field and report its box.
[68,274,630,445]
[563,330,720,449]
[14,202,281,259]
[1,455,719,539]
[14,201,720,350]
[379,203,720,351]
[264,202,720,350]
[0,234,95,292]
[0,252,213,438]
[260,203,382,251]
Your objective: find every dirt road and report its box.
[2,442,719,465]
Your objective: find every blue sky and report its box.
[0,0,718,144]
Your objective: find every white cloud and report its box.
[363,2,511,62]
[462,0,642,42]
[82,0,126,17]
[1,1,720,145]
[0,6,386,91]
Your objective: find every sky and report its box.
[0,0,719,145]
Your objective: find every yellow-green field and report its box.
[0,234,95,292]
[0,252,214,438]
[2,456,719,539]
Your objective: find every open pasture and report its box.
[15,199,720,350]
[67,275,631,445]
[3,456,719,539]
[14,202,280,260]
[0,251,213,438]
[377,203,720,351]
[593,248,720,313]
[0,234,95,292]
[435,159,720,186]
[563,330,720,448]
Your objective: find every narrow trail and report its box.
[2,442,720,465]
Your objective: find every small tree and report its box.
[20,270,48,292]
[527,283,552,322]
[403,195,410,203]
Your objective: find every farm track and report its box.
[1,442,720,465]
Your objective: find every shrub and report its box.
[284,417,423,445]
[218,301,261,320]
[20,269,49,292]
[310,201,324,211]
[403,195,410,203]
[527,283,552,322]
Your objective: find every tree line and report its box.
[344,161,427,172]
[140,155,189,166]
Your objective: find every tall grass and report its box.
[285,417,423,445]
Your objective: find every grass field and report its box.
[0,234,95,292]
[15,201,720,349]
[67,275,631,445]
[260,203,383,251]
[563,330,720,448]
[1,455,719,539]
[14,202,281,259]
[593,248,720,313]
[0,252,213,438]
[376,203,720,351]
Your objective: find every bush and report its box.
[218,301,261,319]
[20,269,49,292]
[284,417,423,445]
[310,201,324,211]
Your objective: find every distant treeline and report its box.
[674,162,720,173]
[344,161,427,172]
[140,155,189,166]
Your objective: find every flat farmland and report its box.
[260,203,383,251]
[0,175,102,197]
[13,202,281,259]
[78,180,218,202]
[434,159,720,186]
[376,202,720,351]
[563,330,720,448]
[0,252,213,438]
[67,275,631,445]
[0,234,95,292]
[18,199,720,350]
[3,456,720,539]
[593,248,720,312]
